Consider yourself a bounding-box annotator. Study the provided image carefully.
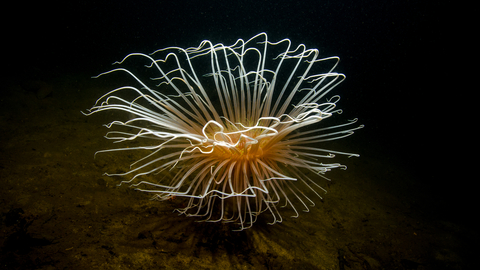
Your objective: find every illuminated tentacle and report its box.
[85,32,363,230]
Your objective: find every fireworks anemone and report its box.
[85,33,363,230]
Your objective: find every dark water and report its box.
[2,0,471,269]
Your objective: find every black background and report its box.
[4,0,463,227]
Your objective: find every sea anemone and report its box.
[85,33,363,230]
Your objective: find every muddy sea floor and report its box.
[0,74,475,270]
